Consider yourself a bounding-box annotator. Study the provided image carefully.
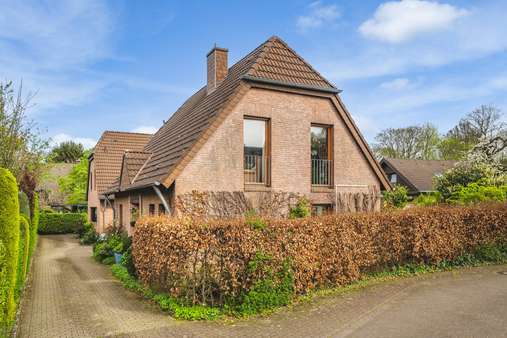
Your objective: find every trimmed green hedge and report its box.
[29,192,39,260]
[15,216,30,302]
[38,212,87,234]
[0,168,20,332]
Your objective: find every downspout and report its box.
[153,182,171,213]
[104,195,115,219]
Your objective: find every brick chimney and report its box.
[207,45,228,94]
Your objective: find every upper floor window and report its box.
[244,118,270,185]
[311,125,333,186]
[90,172,93,191]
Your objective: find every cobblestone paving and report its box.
[17,235,507,338]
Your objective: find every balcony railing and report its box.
[244,155,269,184]
[312,159,333,185]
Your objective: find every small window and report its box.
[158,204,165,215]
[149,204,155,216]
[90,172,93,191]
[390,173,397,183]
[312,204,333,216]
[119,204,123,226]
[90,207,97,222]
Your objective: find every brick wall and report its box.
[176,87,381,206]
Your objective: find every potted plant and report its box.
[112,237,124,264]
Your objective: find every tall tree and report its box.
[439,105,505,160]
[58,150,90,205]
[49,141,84,163]
[373,123,440,160]
[0,81,48,181]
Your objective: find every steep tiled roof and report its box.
[382,158,457,192]
[92,131,152,194]
[127,36,338,190]
[124,151,152,184]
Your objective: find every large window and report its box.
[119,204,123,226]
[244,118,270,185]
[311,125,333,185]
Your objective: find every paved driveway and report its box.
[17,235,507,338]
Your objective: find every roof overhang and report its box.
[241,75,342,94]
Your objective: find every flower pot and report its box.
[114,252,123,264]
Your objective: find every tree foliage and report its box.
[0,81,48,181]
[57,150,90,205]
[49,141,84,163]
[373,123,440,160]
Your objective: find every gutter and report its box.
[153,181,171,213]
[241,75,342,94]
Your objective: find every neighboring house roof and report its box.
[91,131,152,195]
[37,163,75,205]
[106,35,390,193]
[381,158,457,193]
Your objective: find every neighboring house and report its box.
[380,158,457,195]
[37,163,82,211]
[92,36,390,234]
[87,131,152,233]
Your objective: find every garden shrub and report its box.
[79,221,98,245]
[0,168,20,332]
[92,231,130,263]
[383,185,409,208]
[289,197,311,218]
[29,192,39,260]
[15,216,30,302]
[448,183,506,204]
[38,212,87,234]
[133,204,507,309]
[414,192,441,206]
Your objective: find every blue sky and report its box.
[1,0,506,148]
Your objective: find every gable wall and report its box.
[176,88,381,203]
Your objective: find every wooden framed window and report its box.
[149,204,155,216]
[311,124,333,186]
[119,204,123,226]
[90,207,97,222]
[244,117,271,185]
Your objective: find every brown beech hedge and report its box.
[133,203,507,306]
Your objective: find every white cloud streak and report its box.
[297,1,340,31]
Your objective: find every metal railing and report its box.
[312,159,333,185]
[244,155,269,184]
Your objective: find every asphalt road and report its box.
[17,235,507,337]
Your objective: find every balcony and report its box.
[244,155,269,184]
[312,159,332,185]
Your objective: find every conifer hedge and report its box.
[0,168,20,332]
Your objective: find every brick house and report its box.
[87,131,152,233]
[89,36,390,234]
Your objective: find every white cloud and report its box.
[131,126,158,134]
[297,1,340,31]
[380,78,411,90]
[320,1,507,81]
[359,0,468,43]
[50,133,97,149]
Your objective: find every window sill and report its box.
[311,185,334,193]
[244,183,271,192]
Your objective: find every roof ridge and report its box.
[246,37,275,76]
[248,35,336,90]
[103,130,154,136]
